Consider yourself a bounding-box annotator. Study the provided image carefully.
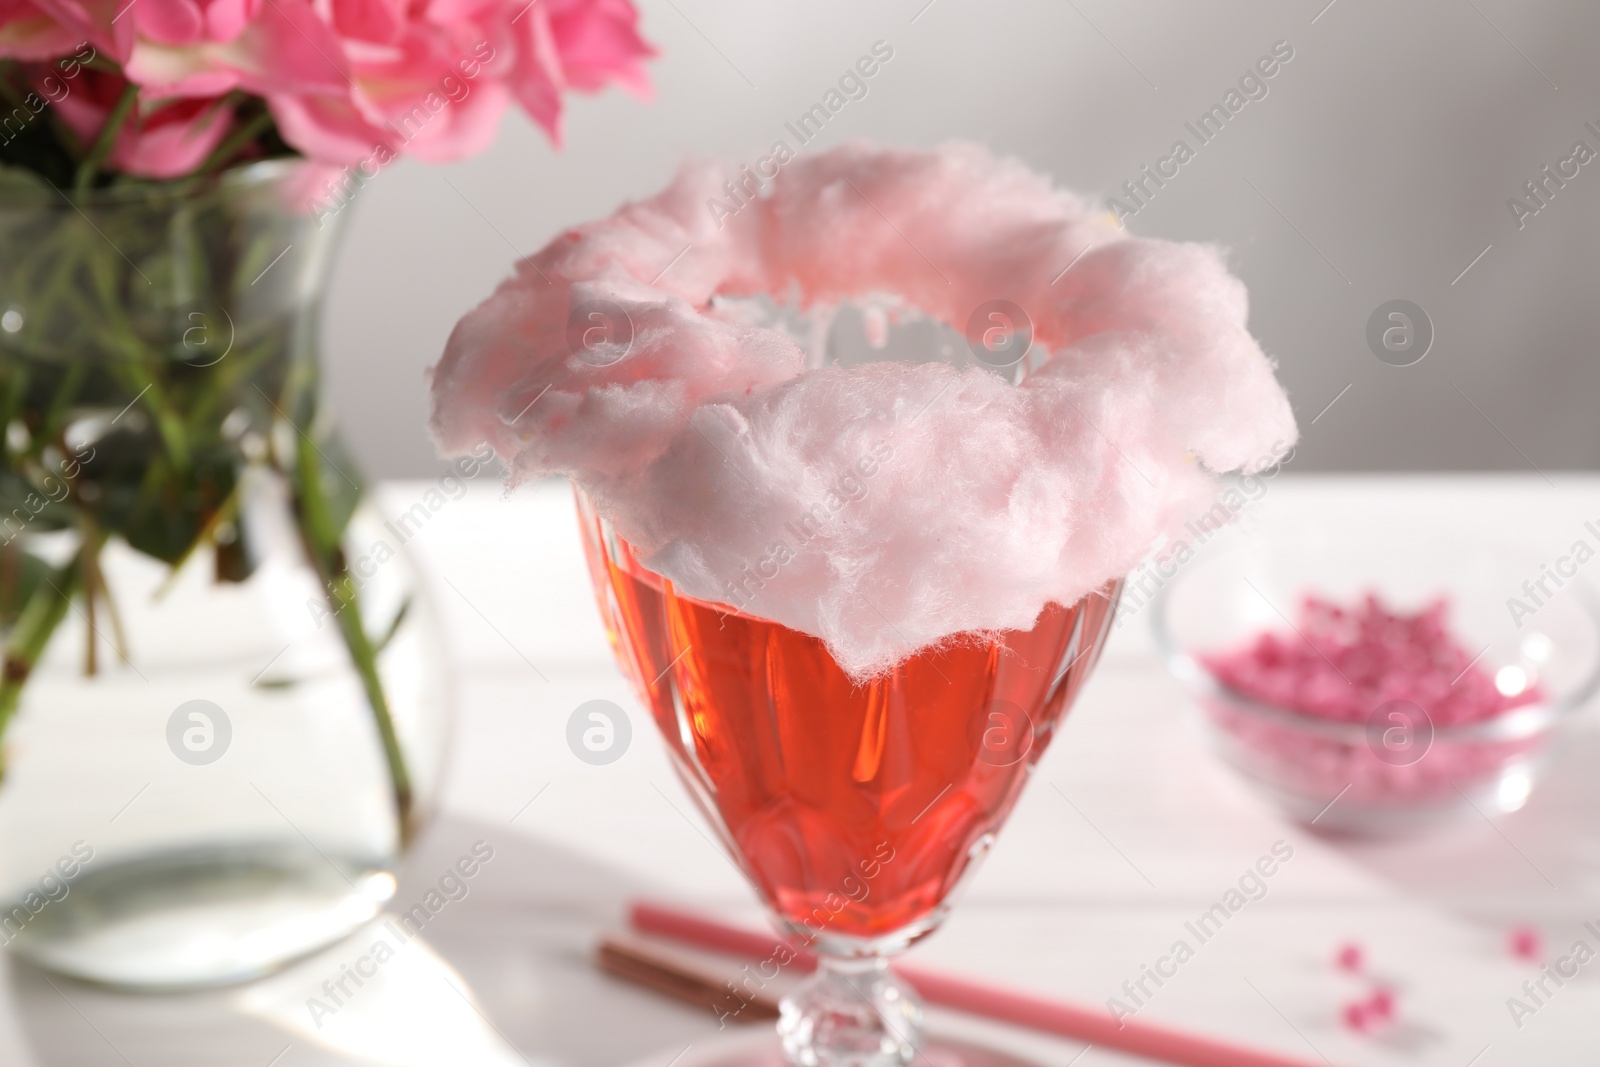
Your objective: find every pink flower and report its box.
[2,0,652,172]
[21,0,352,101]
[43,67,235,177]
[266,0,654,165]
[268,32,514,165]
[0,0,79,59]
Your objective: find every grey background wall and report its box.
[322,0,1600,479]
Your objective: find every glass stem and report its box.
[778,953,924,1067]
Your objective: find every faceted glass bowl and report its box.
[1152,515,1600,834]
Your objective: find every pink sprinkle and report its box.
[1343,989,1397,1034]
[1510,926,1543,961]
[1342,1001,1372,1033]
[1205,594,1537,727]
[1199,594,1547,808]
[1336,942,1364,973]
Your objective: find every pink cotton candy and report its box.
[429,142,1298,677]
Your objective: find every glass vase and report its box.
[0,160,448,989]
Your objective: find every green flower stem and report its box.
[81,548,97,676]
[0,546,85,775]
[288,430,415,848]
[189,340,276,426]
[75,242,196,471]
[80,513,127,665]
[0,58,83,165]
[0,67,26,110]
[95,559,131,665]
[0,64,77,159]
[194,107,274,178]
[80,54,121,76]
[74,82,139,191]
[91,320,192,473]
[40,362,86,443]
[154,479,240,600]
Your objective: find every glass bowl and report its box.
[1151,514,1600,834]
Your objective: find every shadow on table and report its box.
[1324,724,1600,932]
[7,814,720,1067]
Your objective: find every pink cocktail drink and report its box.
[581,498,1118,947]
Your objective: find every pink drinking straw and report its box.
[629,901,1349,1067]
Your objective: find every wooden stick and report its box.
[597,937,780,1022]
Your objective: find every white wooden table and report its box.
[1,475,1596,1067]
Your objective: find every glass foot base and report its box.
[628,1029,1047,1067]
[5,843,394,989]
[778,960,922,1067]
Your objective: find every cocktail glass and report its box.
[577,308,1123,1067]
